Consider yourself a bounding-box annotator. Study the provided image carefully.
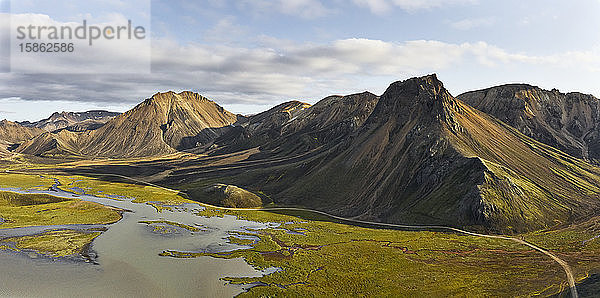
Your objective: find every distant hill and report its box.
[459,85,600,164]
[214,92,379,156]
[0,120,44,157]
[18,91,238,158]
[19,110,120,132]
[0,119,44,144]
[211,100,312,154]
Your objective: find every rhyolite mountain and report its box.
[81,91,237,157]
[459,85,600,164]
[0,120,44,157]
[18,91,238,158]
[19,110,120,132]
[188,75,600,233]
[211,100,312,154]
[214,92,379,156]
[0,119,44,144]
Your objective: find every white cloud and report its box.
[353,0,477,14]
[2,14,600,120]
[352,0,390,14]
[203,16,248,45]
[279,0,330,18]
[237,0,332,19]
[450,17,496,30]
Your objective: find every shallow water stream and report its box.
[0,185,277,297]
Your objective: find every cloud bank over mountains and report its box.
[1,1,600,120]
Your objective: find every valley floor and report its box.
[1,164,597,297]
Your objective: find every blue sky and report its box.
[153,0,599,53]
[1,0,599,121]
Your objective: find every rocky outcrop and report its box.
[459,85,600,163]
[203,184,262,208]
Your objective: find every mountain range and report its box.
[18,110,120,132]
[14,91,237,158]
[3,74,600,233]
[459,85,600,164]
[0,120,43,157]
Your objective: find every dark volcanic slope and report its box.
[229,75,600,233]
[213,101,311,154]
[215,92,379,156]
[459,85,600,163]
[281,92,379,142]
[18,91,238,158]
[282,92,378,135]
[243,101,312,135]
[269,92,380,155]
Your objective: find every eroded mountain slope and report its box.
[216,75,600,233]
[459,85,600,164]
[17,91,238,158]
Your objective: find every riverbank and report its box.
[0,172,282,297]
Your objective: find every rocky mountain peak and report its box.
[17,110,120,133]
[366,74,456,127]
[382,74,445,100]
[148,91,212,104]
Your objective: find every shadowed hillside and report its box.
[214,92,379,157]
[182,75,600,233]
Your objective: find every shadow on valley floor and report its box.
[60,165,169,179]
[554,273,600,298]
[14,168,483,234]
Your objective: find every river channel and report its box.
[0,183,278,297]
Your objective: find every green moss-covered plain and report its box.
[0,171,193,258]
[1,170,597,296]
[0,173,56,190]
[0,191,121,229]
[525,216,600,287]
[56,175,188,204]
[0,171,190,256]
[1,230,101,258]
[167,206,573,297]
[0,188,120,257]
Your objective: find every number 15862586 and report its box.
[19,43,74,53]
